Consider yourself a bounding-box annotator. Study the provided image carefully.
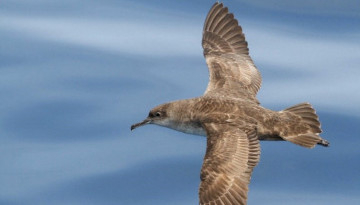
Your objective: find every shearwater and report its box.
[131,3,329,205]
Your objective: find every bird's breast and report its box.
[169,120,207,136]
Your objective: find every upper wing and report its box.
[202,3,261,101]
[199,123,260,205]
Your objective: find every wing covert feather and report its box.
[202,3,261,100]
[199,123,260,205]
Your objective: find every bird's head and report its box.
[130,103,171,131]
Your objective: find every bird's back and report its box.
[188,97,328,148]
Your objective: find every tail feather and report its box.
[281,102,329,148]
[287,134,322,148]
[290,111,317,118]
[302,116,321,126]
[283,102,322,134]
[284,103,315,112]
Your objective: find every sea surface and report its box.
[1,0,359,204]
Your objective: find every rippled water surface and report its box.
[1,1,359,204]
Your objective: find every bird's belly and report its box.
[172,122,207,136]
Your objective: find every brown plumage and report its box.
[131,2,329,205]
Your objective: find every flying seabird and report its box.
[131,2,329,205]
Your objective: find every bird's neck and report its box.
[157,99,206,136]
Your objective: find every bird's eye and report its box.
[155,112,161,117]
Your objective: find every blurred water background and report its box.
[1,0,360,204]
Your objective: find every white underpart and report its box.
[154,120,206,136]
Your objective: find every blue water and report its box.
[1,1,359,204]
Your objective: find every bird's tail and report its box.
[281,103,329,148]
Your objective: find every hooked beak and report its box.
[131,118,151,131]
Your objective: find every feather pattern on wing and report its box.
[202,3,261,101]
[199,123,260,205]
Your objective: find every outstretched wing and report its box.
[202,3,261,101]
[199,123,260,205]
